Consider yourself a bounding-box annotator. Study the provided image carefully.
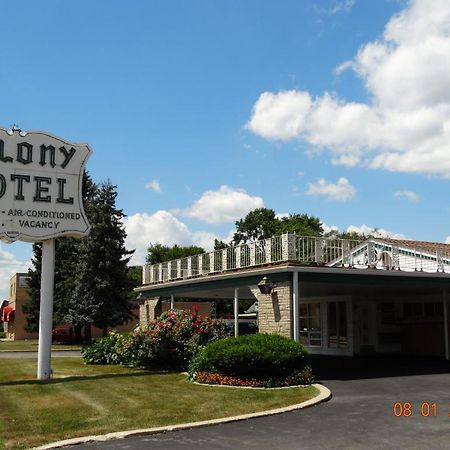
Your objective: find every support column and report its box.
[170,294,174,310]
[444,289,449,361]
[37,239,55,380]
[292,271,299,342]
[234,288,239,338]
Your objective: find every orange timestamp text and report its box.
[393,401,450,417]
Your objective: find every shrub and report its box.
[189,333,309,385]
[82,307,229,368]
[82,331,123,365]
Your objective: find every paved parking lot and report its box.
[68,356,449,450]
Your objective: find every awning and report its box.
[1,306,14,322]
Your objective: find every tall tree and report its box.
[24,175,135,340]
[146,243,205,264]
[67,181,135,337]
[233,208,280,244]
[23,172,96,333]
[232,208,323,245]
[279,214,323,236]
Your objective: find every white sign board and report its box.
[0,128,91,243]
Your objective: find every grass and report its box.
[0,358,319,449]
[0,340,81,352]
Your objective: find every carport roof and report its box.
[135,263,450,299]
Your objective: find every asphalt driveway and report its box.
[63,356,450,450]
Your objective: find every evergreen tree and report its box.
[66,181,135,337]
[23,172,96,333]
[24,174,136,340]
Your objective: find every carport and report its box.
[136,264,450,360]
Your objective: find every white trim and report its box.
[299,295,353,356]
[234,288,239,338]
[292,272,299,342]
[444,289,449,361]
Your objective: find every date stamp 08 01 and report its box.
[393,401,450,418]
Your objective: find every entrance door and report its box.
[299,303,322,347]
[327,301,348,348]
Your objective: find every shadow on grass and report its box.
[0,368,181,387]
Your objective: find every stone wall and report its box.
[139,297,161,328]
[250,280,293,338]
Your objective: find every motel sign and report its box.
[0,126,91,380]
[0,127,91,242]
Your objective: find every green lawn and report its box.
[0,358,318,449]
[0,339,81,352]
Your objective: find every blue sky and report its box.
[1,0,449,298]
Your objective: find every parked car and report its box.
[52,327,73,344]
[225,320,258,335]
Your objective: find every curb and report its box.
[35,383,331,449]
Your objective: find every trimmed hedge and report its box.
[189,333,308,381]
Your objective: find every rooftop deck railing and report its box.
[142,234,450,285]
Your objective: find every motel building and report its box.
[136,234,450,360]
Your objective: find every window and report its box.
[300,303,321,347]
[403,303,423,318]
[424,302,443,317]
[328,301,348,348]
[18,276,29,288]
[404,302,443,319]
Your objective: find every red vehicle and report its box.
[52,327,73,344]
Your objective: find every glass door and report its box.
[328,301,348,348]
[300,303,322,347]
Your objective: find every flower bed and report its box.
[194,366,314,388]
[189,333,314,387]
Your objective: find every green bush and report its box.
[82,332,132,365]
[189,333,308,381]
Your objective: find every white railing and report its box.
[142,234,450,284]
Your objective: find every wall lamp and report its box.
[257,277,276,295]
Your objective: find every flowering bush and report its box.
[83,307,229,368]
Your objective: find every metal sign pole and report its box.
[37,239,55,380]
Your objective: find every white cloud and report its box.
[446,236,450,244]
[145,180,161,192]
[321,221,339,234]
[316,0,356,15]
[0,245,30,300]
[394,190,420,202]
[335,60,354,75]
[123,210,218,265]
[306,177,356,201]
[246,91,312,141]
[246,0,450,178]
[347,224,406,240]
[180,185,264,224]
